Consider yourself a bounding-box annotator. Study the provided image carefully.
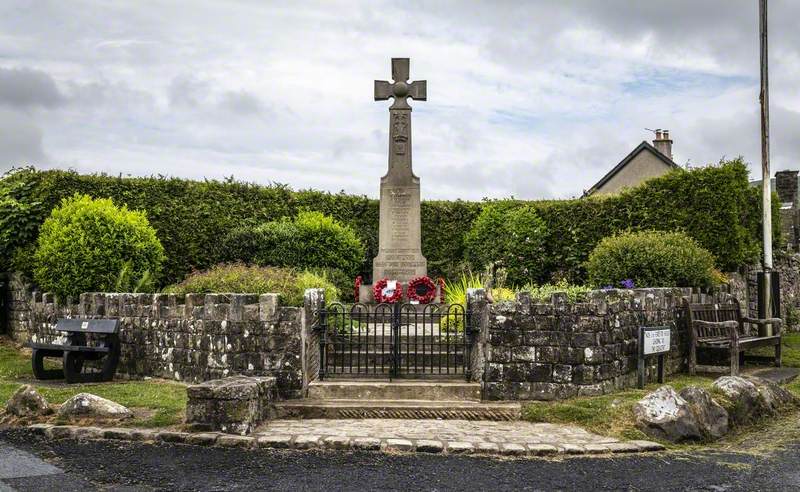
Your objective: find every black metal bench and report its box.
[29,318,121,383]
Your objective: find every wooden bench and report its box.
[682,297,782,376]
[29,318,121,383]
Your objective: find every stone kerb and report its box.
[480,287,694,401]
[25,290,304,398]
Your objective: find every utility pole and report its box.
[759,0,774,334]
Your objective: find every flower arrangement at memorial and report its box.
[354,275,362,302]
[406,276,436,304]
[437,277,446,304]
[373,278,402,303]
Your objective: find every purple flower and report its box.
[620,279,635,289]
[601,285,614,290]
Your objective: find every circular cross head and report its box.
[392,81,409,98]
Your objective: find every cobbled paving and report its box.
[254,418,662,455]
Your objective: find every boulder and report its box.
[633,386,704,442]
[5,385,51,417]
[678,386,729,439]
[57,393,133,420]
[712,375,799,425]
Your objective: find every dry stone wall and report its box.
[12,277,304,399]
[473,288,695,401]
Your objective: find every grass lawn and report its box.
[522,375,716,442]
[524,332,800,445]
[0,338,186,428]
[750,331,800,367]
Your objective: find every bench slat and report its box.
[56,318,119,334]
[29,342,110,353]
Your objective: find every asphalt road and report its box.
[1,428,799,491]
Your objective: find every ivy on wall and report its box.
[0,159,778,286]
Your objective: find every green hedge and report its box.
[586,230,719,289]
[0,159,778,286]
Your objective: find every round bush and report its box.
[221,211,365,277]
[586,230,717,288]
[163,263,339,306]
[33,194,164,299]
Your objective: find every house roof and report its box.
[583,141,679,197]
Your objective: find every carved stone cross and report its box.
[374,58,427,110]
[374,58,426,180]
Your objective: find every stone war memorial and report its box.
[359,57,440,304]
[3,53,799,467]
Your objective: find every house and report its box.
[584,130,680,196]
[751,170,800,251]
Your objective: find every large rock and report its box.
[633,386,704,442]
[678,386,729,439]
[57,393,133,420]
[5,385,51,417]
[712,375,799,425]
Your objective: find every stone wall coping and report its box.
[28,291,293,322]
[500,287,731,315]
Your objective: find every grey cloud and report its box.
[0,67,64,108]
[220,90,265,115]
[0,109,46,170]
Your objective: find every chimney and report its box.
[652,129,673,160]
[775,170,799,206]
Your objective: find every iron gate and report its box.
[314,302,473,380]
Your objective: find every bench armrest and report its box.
[742,317,782,326]
[742,317,783,335]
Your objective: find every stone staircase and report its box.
[273,380,521,421]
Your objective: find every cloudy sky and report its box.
[1,0,799,200]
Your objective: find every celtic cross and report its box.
[374,58,426,179]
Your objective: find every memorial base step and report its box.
[307,380,480,401]
[273,399,520,421]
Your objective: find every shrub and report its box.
[464,204,548,286]
[464,201,518,271]
[503,205,548,286]
[33,194,164,299]
[586,230,718,289]
[163,263,338,306]
[221,211,364,278]
[0,168,45,273]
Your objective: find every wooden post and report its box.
[759,0,774,336]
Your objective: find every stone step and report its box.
[273,399,520,421]
[307,380,480,401]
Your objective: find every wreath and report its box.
[373,278,402,303]
[437,277,446,304]
[406,276,436,304]
[354,275,362,303]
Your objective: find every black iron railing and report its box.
[314,302,472,380]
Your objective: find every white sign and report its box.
[643,329,671,355]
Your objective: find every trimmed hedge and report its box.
[34,194,164,299]
[0,159,778,286]
[586,230,718,288]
